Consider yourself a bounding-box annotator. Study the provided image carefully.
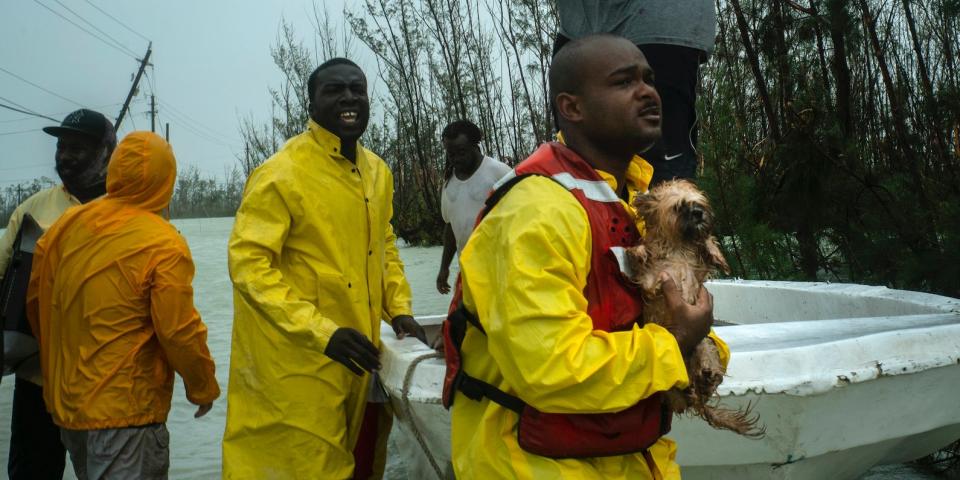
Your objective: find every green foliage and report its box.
[236,0,555,245]
[228,0,958,300]
[168,165,244,219]
[0,177,58,226]
[705,0,960,297]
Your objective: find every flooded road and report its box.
[0,217,948,478]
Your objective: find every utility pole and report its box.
[165,122,170,142]
[16,184,21,204]
[150,95,156,132]
[116,42,152,130]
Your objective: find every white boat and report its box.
[379,280,960,479]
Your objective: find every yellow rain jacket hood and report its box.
[222,121,412,479]
[27,131,220,430]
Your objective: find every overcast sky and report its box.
[0,0,377,187]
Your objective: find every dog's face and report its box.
[633,179,715,245]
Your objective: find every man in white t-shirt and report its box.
[437,120,511,294]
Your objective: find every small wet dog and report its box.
[627,179,763,437]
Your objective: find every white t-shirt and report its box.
[441,156,512,253]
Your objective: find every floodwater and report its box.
[0,217,948,479]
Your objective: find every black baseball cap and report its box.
[43,109,113,140]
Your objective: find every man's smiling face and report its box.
[309,64,370,140]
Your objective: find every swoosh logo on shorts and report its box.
[664,153,683,161]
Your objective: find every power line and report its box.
[0,115,46,124]
[159,99,239,142]
[0,96,39,112]
[0,103,123,124]
[163,113,235,148]
[145,67,157,94]
[138,70,239,146]
[81,0,150,43]
[156,103,230,142]
[0,100,59,122]
[31,0,138,60]
[48,0,141,58]
[0,66,85,107]
[0,128,43,137]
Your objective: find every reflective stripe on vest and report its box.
[494,169,622,204]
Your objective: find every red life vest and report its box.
[442,142,670,459]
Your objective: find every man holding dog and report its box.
[445,34,729,478]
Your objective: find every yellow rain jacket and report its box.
[1,185,82,384]
[452,157,730,479]
[26,131,220,430]
[222,121,413,479]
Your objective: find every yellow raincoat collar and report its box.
[307,119,359,160]
[106,131,176,213]
[595,157,654,197]
[555,130,655,196]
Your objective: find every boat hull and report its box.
[379,281,960,479]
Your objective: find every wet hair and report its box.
[307,58,362,103]
[441,120,482,144]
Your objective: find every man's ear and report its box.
[96,146,111,171]
[555,92,583,123]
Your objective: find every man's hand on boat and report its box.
[325,328,382,375]
[391,314,428,344]
[660,272,714,356]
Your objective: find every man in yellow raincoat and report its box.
[222,58,426,479]
[449,34,729,479]
[27,131,220,479]
[0,108,115,480]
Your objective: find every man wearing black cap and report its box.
[0,108,116,479]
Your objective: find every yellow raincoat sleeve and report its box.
[461,177,690,414]
[0,204,26,279]
[228,166,341,353]
[25,233,48,344]
[380,171,413,321]
[151,246,220,405]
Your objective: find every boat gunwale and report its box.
[382,280,960,400]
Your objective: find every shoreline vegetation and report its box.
[2,0,957,471]
[13,0,952,298]
[1,0,956,294]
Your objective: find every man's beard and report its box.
[59,152,108,202]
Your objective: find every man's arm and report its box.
[461,177,691,414]
[150,247,220,407]
[380,171,413,320]
[0,205,25,281]
[379,171,422,341]
[25,231,48,343]
[436,223,456,294]
[228,167,342,353]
